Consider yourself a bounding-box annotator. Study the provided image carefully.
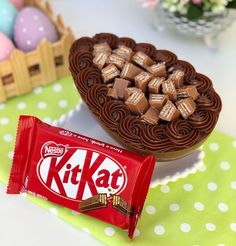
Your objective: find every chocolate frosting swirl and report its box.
[117,115,145,149]
[187,73,213,93]
[118,37,136,50]
[69,51,93,76]
[135,43,156,57]
[188,108,218,134]
[152,50,177,67]
[174,60,196,81]
[167,119,201,147]
[93,33,118,48]
[142,124,174,152]
[75,67,103,98]
[196,89,222,113]
[86,84,110,116]
[70,37,94,56]
[100,101,130,131]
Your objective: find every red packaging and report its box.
[7,116,155,238]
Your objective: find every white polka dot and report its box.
[0,117,9,125]
[183,184,193,191]
[38,101,47,109]
[49,208,58,216]
[230,223,236,232]
[145,205,156,214]
[43,117,52,124]
[230,181,236,190]
[53,83,62,92]
[17,102,26,110]
[82,228,90,234]
[39,26,44,32]
[134,228,140,237]
[22,28,27,33]
[104,227,115,236]
[58,99,68,108]
[3,134,13,142]
[26,40,32,45]
[0,103,5,110]
[207,182,218,191]
[205,223,216,231]
[34,15,39,20]
[232,140,236,148]
[217,244,225,246]
[2,9,7,14]
[20,18,24,22]
[194,202,205,211]
[160,185,170,193]
[198,163,206,172]
[218,202,228,212]
[180,223,191,233]
[220,161,230,170]
[209,142,219,151]
[169,203,180,212]
[154,225,165,235]
[8,151,14,159]
[71,210,81,215]
[33,86,42,94]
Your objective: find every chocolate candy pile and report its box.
[69,33,222,156]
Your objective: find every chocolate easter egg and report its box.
[0,32,15,62]
[10,0,25,10]
[14,7,59,52]
[0,0,17,38]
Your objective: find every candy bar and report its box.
[148,77,165,94]
[102,64,120,83]
[146,62,166,77]
[176,98,196,119]
[134,71,153,92]
[149,94,168,110]
[141,107,159,124]
[106,54,125,69]
[7,116,156,239]
[124,87,142,101]
[113,78,130,99]
[132,51,155,69]
[120,63,143,80]
[79,194,107,213]
[177,85,199,100]
[162,79,177,101]
[93,42,111,56]
[93,52,109,70]
[113,45,134,61]
[112,195,135,216]
[125,91,149,114]
[159,100,180,121]
[107,88,119,99]
[169,70,184,88]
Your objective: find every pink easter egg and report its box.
[10,0,24,10]
[0,32,15,62]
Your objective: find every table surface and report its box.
[0,0,235,245]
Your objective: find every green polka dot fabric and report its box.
[1,76,236,245]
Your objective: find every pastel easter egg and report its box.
[0,0,18,38]
[0,32,15,62]
[14,7,59,52]
[10,0,25,10]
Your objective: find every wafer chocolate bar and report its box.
[79,194,107,213]
[112,195,135,216]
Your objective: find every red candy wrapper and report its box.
[7,116,155,238]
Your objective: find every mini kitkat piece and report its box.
[120,63,143,80]
[132,51,155,69]
[162,79,177,101]
[134,71,153,93]
[93,52,109,70]
[113,45,134,61]
[141,107,159,124]
[79,194,107,213]
[102,64,120,83]
[177,85,199,100]
[176,98,196,119]
[106,54,125,69]
[112,195,135,216]
[146,62,166,77]
[169,70,185,88]
[124,87,142,101]
[93,42,111,56]
[148,77,165,94]
[149,94,168,110]
[159,100,180,121]
[113,78,130,99]
[125,91,149,114]
[107,88,119,99]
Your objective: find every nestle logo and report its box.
[41,142,66,159]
